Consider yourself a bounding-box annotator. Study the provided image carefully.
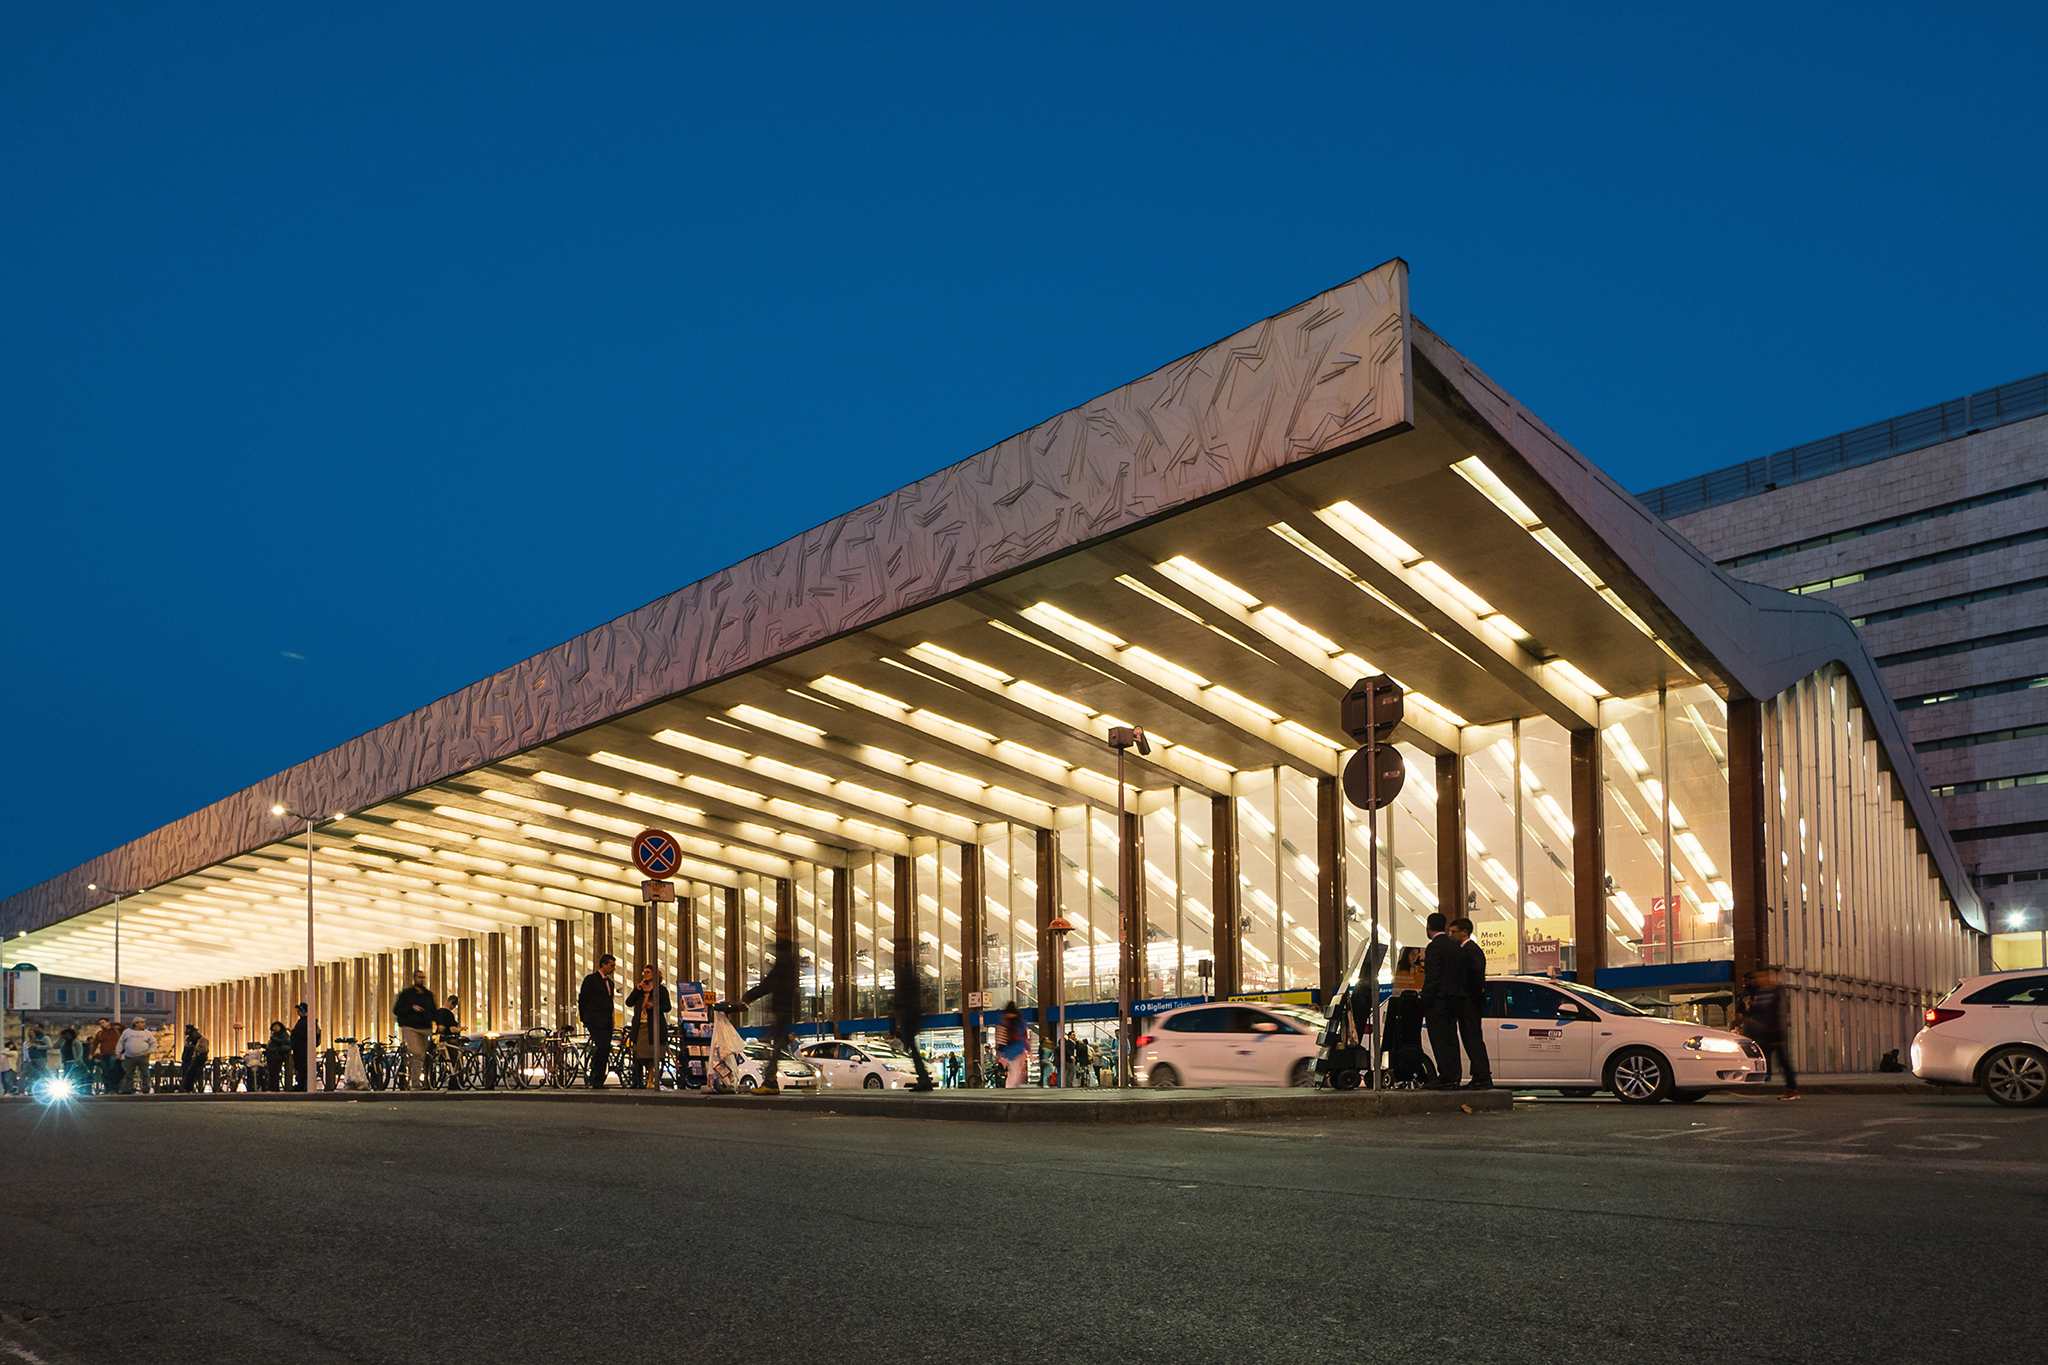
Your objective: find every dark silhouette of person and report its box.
[1419,912,1468,1088]
[740,936,800,1093]
[890,932,936,1091]
[1449,917,1494,1089]
[578,954,618,1088]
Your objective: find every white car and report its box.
[796,1038,923,1089]
[1135,1002,1323,1089]
[1911,970,2048,1107]
[1461,977,1765,1103]
[735,1041,818,1093]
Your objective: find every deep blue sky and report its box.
[5,6,2045,898]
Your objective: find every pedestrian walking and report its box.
[290,1003,318,1092]
[180,1025,209,1093]
[995,1001,1028,1088]
[115,1018,156,1093]
[578,954,619,1088]
[1449,918,1494,1089]
[57,1029,85,1087]
[393,970,436,1090]
[624,964,671,1090]
[0,1037,15,1096]
[435,995,465,1089]
[263,1022,290,1091]
[1740,966,1800,1100]
[739,935,799,1093]
[1419,911,1469,1089]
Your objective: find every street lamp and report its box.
[86,883,144,1021]
[273,803,345,1092]
[1047,916,1074,1087]
[1106,723,1150,1089]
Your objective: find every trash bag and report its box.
[709,1013,747,1093]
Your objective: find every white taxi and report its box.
[1135,1002,1323,1089]
[796,1037,923,1089]
[1468,976,1765,1103]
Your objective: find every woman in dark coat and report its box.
[623,965,671,1090]
[263,1021,290,1092]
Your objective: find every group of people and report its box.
[4,1016,228,1095]
[1383,911,1495,1090]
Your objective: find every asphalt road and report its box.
[2,1090,2040,1365]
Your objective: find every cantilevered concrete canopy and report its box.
[1,258,1980,998]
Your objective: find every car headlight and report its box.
[1682,1035,1743,1054]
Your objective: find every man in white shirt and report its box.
[115,1019,156,1094]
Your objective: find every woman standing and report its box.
[263,1021,290,1092]
[624,965,671,1090]
[995,1001,1028,1089]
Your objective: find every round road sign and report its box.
[631,828,681,878]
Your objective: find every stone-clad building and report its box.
[1643,372,2048,970]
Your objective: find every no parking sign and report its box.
[631,828,681,878]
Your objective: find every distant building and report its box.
[17,972,175,1031]
[1642,372,2048,970]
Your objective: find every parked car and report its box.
[796,1038,921,1089]
[1458,977,1764,1103]
[1911,970,2048,1107]
[1135,1002,1323,1089]
[736,1041,818,1093]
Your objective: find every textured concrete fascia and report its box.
[1409,323,1984,934]
[4,261,1415,939]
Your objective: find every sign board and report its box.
[1644,897,1672,964]
[641,880,676,903]
[674,980,710,1087]
[1525,934,1562,975]
[631,829,682,878]
[1473,922,1516,968]
[1134,994,1211,1016]
[4,966,39,1011]
[1228,989,1318,1008]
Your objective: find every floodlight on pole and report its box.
[87,882,144,1023]
[273,804,346,1092]
[1106,724,1149,1089]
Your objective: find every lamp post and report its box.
[86,883,143,1021]
[1106,724,1150,1089]
[1047,917,1073,1087]
[272,804,344,1092]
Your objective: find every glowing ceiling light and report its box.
[1207,685,1281,722]
[727,703,825,736]
[812,676,910,712]
[1159,555,1260,608]
[1023,602,1125,649]
[1412,559,1497,618]
[1122,645,1208,691]
[1322,502,1421,563]
[907,643,1012,686]
[1278,719,1345,750]
[432,805,516,831]
[1546,659,1609,698]
[1113,574,1207,625]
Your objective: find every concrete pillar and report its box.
[1728,697,1770,985]
[1572,727,1606,984]
[891,853,916,1022]
[1210,795,1241,998]
[633,903,653,976]
[487,933,505,1032]
[722,886,741,1005]
[959,838,984,1082]
[1316,774,1346,1001]
[518,927,537,1029]
[553,919,573,1029]
[1035,828,1059,1023]
[1120,808,1144,1017]
[830,868,853,1026]
[1436,752,1466,927]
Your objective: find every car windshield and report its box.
[1267,1005,1323,1033]
[1555,983,1649,1018]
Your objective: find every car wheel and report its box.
[863,1073,884,1090]
[1331,1068,1362,1091]
[1981,1045,2048,1107]
[1606,1048,1672,1104]
[1559,1087,1596,1098]
[1288,1059,1313,1088]
[1669,1090,1708,1103]
[737,1075,757,1094]
[1149,1064,1180,1089]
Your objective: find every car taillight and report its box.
[1133,1035,1154,1048]
[1924,1007,1965,1027]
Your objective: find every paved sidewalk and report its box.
[39,1083,1515,1123]
[1706,1070,1972,1096]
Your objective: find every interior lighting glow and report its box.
[1710,879,1734,910]
[1676,831,1719,879]
[1610,890,1646,930]
[995,739,1071,770]
[1207,685,1281,722]
[811,676,910,712]
[1278,719,1345,750]
[1605,729,1652,777]
[1408,693,1469,727]
[1166,744,1236,773]
[1397,868,1439,907]
[1023,602,1126,649]
[1114,575,1208,625]
[1123,646,1209,691]
[1254,605,1343,658]
[1412,560,1498,618]
[1546,659,1609,698]
[1486,614,1533,643]
[1449,456,1541,525]
[357,836,431,857]
[433,805,516,830]
[913,710,998,744]
[907,643,1013,685]
[1322,502,1421,563]
[1007,680,1095,723]
[393,821,472,843]
[1159,555,1260,608]
[727,703,825,736]
[1524,901,1546,919]
[592,752,685,784]
[1236,797,1275,837]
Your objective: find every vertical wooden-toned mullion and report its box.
[1571,726,1606,984]
[1316,775,1345,1002]
[1209,795,1240,998]
[1035,828,1059,1025]
[960,837,985,1082]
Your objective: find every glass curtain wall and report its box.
[1601,688,1735,968]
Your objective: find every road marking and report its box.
[1695,1127,1804,1143]
[1898,1133,2002,1151]
[1615,1126,1735,1140]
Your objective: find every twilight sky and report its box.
[4,5,2045,900]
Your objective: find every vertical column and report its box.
[1210,794,1240,998]
[487,933,505,1032]
[428,943,445,1001]
[892,852,916,1020]
[516,929,540,1023]
[960,837,985,1082]
[722,887,742,1004]
[677,894,697,983]
[633,904,653,976]
[831,867,853,1026]
[773,876,795,1020]
[1728,696,1769,987]
[1120,808,1144,1013]
[1035,828,1059,1025]
[1436,753,1466,927]
[1316,774,1346,1001]
[457,939,476,1030]
[1571,727,1605,984]
[591,908,613,969]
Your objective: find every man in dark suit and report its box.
[1450,917,1494,1089]
[579,954,618,1088]
[1418,911,1467,1088]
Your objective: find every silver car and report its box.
[1912,970,2048,1107]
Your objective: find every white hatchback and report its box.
[1911,970,2048,1107]
[796,1038,922,1090]
[1135,1002,1323,1089]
